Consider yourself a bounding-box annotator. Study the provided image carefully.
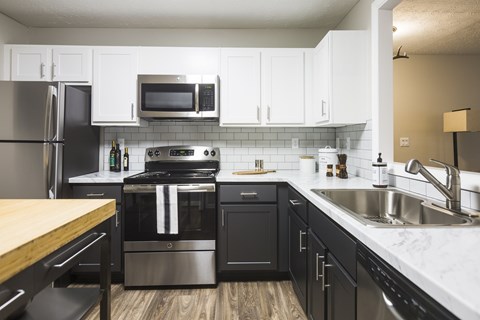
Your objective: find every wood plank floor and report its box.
[77,281,307,320]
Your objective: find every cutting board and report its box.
[232,169,276,175]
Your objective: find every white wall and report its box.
[28,28,327,48]
[332,0,374,179]
[0,13,30,44]
[0,13,30,77]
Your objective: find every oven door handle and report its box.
[123,184,216,193]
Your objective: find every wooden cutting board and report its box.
[232,169,276,175]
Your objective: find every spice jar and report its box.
[326,164,334,177]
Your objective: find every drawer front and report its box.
[219,184,277,203]
[34,231,106,292]
[308,203,356,280]
[0,268,34,320]
[288,187,307,222]
[73,184,121,203]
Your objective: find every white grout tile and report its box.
[409,179,427,196]
[461,190,471,209]
[470,192,480,211]
[102,123,373,173]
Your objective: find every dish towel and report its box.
[156,185,178,234]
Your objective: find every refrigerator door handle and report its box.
[43,143,52,198]
[44,85,58,141]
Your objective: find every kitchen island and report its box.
[70,170,480,319]
[0,199,116,320]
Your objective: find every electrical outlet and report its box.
[346,137,351,150]
[292,138,299,149]
[336,138,340,149]
[400,137,410,147]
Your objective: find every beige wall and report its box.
[28,28,327,48]
[394,55,480,172]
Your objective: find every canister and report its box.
[299,156,315,174]
[318,146,338,176]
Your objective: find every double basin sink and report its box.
[311,188,480,227]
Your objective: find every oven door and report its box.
[123,183,216,242]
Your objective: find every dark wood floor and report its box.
[78,281,306,320]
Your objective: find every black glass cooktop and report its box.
[124,170,217,184]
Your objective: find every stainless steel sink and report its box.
[311,189,480,227]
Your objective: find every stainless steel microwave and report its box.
[138,74,219,120]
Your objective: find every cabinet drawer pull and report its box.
[0,290,25,312]
[115,210,120,228]
[40,63,45,78]
[315,254,325,281]
[131,103,134,119]
[299,230,306,252]
[52,233,106,268]
[289,199,302,206]
[86,193,105,198]
[221,209,225,228]
[52,62,56,78]
[240,192,258,197]
[322,262,333,291]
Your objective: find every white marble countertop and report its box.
[70,169,480,319]
[69,170,142,183]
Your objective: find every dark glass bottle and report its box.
[123,147,129,171]
[114,143,121,172]
[109,140,116,171]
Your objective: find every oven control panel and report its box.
[145,145,220,162]
[170,149,195,157]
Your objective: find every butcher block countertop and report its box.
[0,199,115,284]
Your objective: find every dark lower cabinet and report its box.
[289,207,308,312]
[326,253,356,320]
[308,230,327,320]
[218,204,277,271]
[71,184,123,276]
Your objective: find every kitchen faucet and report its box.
[405,159,461,211]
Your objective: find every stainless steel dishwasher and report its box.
[357,243,458,320]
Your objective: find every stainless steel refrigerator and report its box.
[0,82,100,199]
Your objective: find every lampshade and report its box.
[443,109,480,133]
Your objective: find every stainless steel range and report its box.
[123,145,219,287]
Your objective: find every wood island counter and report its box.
[0,199,115,320]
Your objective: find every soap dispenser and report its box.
[372,153,388,188]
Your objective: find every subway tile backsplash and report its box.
[103,121,337,171]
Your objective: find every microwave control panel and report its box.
[199,84,215,111]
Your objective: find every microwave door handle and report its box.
[195,84,200,114]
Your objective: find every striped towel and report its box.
[156,185,178,234]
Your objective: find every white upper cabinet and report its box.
[220,48,310,126]
[138,47,220,75]
[6,45,92,82]
[52,47,92,82]
[220,49,261,125]
[262,49,305,125]
[312,31,369,126]
[91,47,141,125]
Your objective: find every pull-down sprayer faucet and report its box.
[405,159,461,211]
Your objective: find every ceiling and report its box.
[0,0,358,29]
[393,0,480,54]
